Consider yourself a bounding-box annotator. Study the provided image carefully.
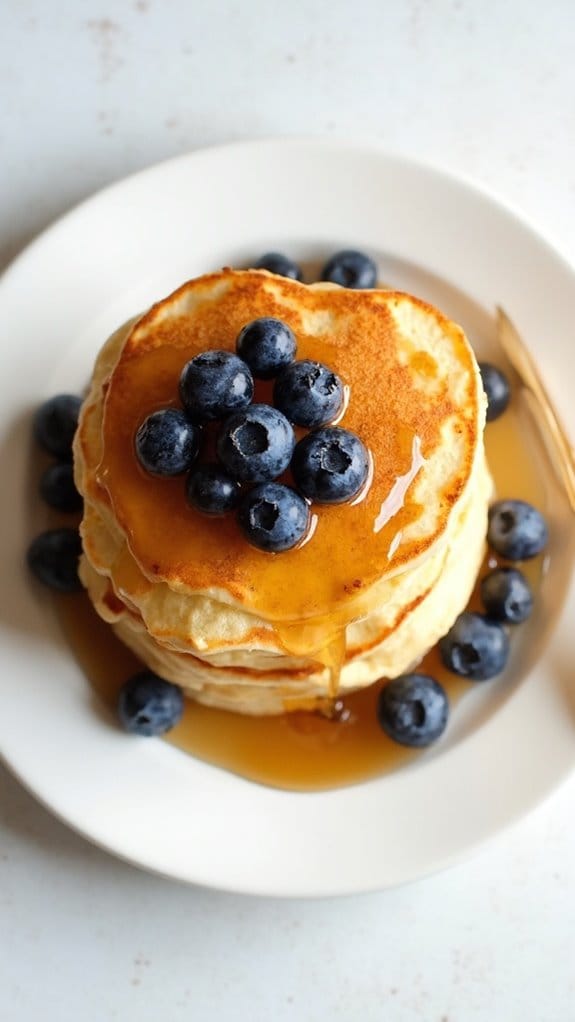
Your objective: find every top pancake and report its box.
[89,269,484,625]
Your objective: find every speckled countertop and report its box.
[1,2,575,1019]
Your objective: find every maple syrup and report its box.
[55,388,546,791]
[97,278,474,628]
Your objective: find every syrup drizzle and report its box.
[275,434,424,696]
[374,435,426,533]
[275,621,348,698]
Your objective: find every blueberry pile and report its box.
[27,394,84,592]
[377,361,550,749]
[438,499,546,677]
[251,249,377,290]
[135,317,369,553]
[377,496,548,748]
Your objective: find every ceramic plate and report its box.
[1,138,574,896]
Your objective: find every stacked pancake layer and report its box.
[74,270,490,714]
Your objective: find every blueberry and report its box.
[376,673,449,748]
[321,249,377,289]
[487,499,548,560]
[480,567,533,624]
[291,426,369,504]
[253,251,303,281]
[439,612,510,681]
[118,670,184,736]
[33,394,82,460]
[273,359,344,428]
[27,528,82,593]
[236,318,297,379]
[186,463,241,515]
[39,462,83,513]
[135,408,200,477]
[179,350,253,423]
[217,404,295,483]
[237,482,310,552]
[479,363,511,422]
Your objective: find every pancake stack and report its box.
[74,269,490,714]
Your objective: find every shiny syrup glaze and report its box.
[96,277,478,640]
[56,398,546,791]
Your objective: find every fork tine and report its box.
[496,306,575,513]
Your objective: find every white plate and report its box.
[1,138,574,897]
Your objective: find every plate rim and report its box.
[1,136,574,897]
[3,134,575,293]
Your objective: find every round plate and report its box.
[1,139,574,897]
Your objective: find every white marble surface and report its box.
[1,1,575,1019]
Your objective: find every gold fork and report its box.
[496,306,575,513]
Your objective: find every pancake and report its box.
[74,269,489,713]
[80,451,490,714]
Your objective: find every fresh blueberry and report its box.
[118,670,184,736]
[253,251,303,281]
[179,350,254,423]
[439,612,510,681]
[33,394,83,460]
[217,404,295,483]
[273,359,344,428]
[135,408,200,476]
[39,462,83,513]
[487,499,548,560]
[321,249,377,289]
[479,363,511,422]
[186,463,241,515]
[237,482,310,552]
[291,426,369,504]
[376,673,449,748]
[480,567,533,624]
[27,528,82,593]
[236,318,297,379]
